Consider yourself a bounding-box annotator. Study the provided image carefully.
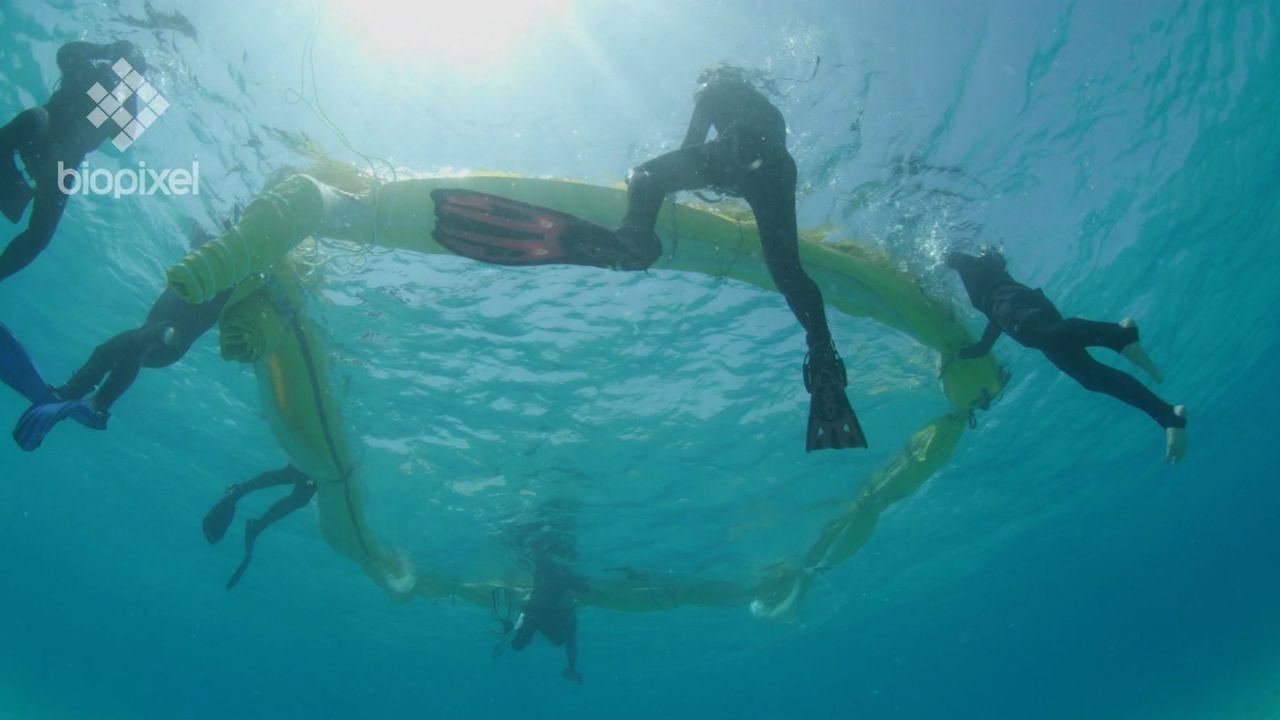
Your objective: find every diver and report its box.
[944,248,1187,463]
[1,40,147,283]
[615,65,866,452]
[492,496,587,683]
[495,556,588,684]
[6,219,237,450]
[202,464,317,589]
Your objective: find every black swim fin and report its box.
[430,188,626,268]
[225,517,261,590]
[804,343,867,451]
[202,486,239,544]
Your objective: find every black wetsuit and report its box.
[56,286,233,412]
[1,41,144,282]
[947,251,1185,429]
[620,75,833,349]
[202,464,317,590]
[510,558,587,682]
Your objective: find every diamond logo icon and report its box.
[87,107,109,128]
[85,57,169,151]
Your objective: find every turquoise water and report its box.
[2,0,1279,718]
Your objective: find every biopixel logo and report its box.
[59,57,198,198]
[87,56,168,151]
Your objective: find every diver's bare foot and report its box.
[1120,318,1163,384]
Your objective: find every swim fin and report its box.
[431,188,626,268]
[202,486,240,544]
[2,323,107,450]
[803,342,867,452]
[13,400,107,451]
[225,518,261,590]
[0,322,56,404]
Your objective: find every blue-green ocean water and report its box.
[2,0,1278,718]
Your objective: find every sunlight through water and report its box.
[331,0,573,70]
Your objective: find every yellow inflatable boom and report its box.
[173,173,1005,617]
[217,259,417,600]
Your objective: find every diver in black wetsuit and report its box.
[5,219,237,450]
[500,556,588,684]
[1,40,145,282]
[201,465,317,589]
[51,223,236,418]
[944,248,1187,463]
[492,497,587,683]
[616,65,865,452]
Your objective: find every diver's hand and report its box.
[562,668,583,684]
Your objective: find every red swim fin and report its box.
[430,188,624,268]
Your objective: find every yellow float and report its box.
[171,168,1006,617]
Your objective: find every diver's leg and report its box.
[203,466,307,545]
[1045,318,1135,351]
[0,186,66,282]
[0,109,42,149]
[1,109,47,224]
[90,324,173,412]
[241,464,310,494]
[618,142,723,269]
[225,474,316,589]
[56,328,148,401]
[1041,346,1183,429]
[745,153,865,450]
[1044,317,1162,383]
[744,162,831,346]
[89,361,141,414]
[249,472,317,529]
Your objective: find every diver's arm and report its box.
[680,99,713,148]
[957,321,1001,359]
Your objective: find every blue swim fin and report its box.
[1,323,107,451]
[0,322,57,404]
[13,400,107,451]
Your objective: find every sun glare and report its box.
[331,0,572,70]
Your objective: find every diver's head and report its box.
[696,64,754,97]
[697,64,750,86]
[976,244,1006,269]
[944,245,1005,272]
